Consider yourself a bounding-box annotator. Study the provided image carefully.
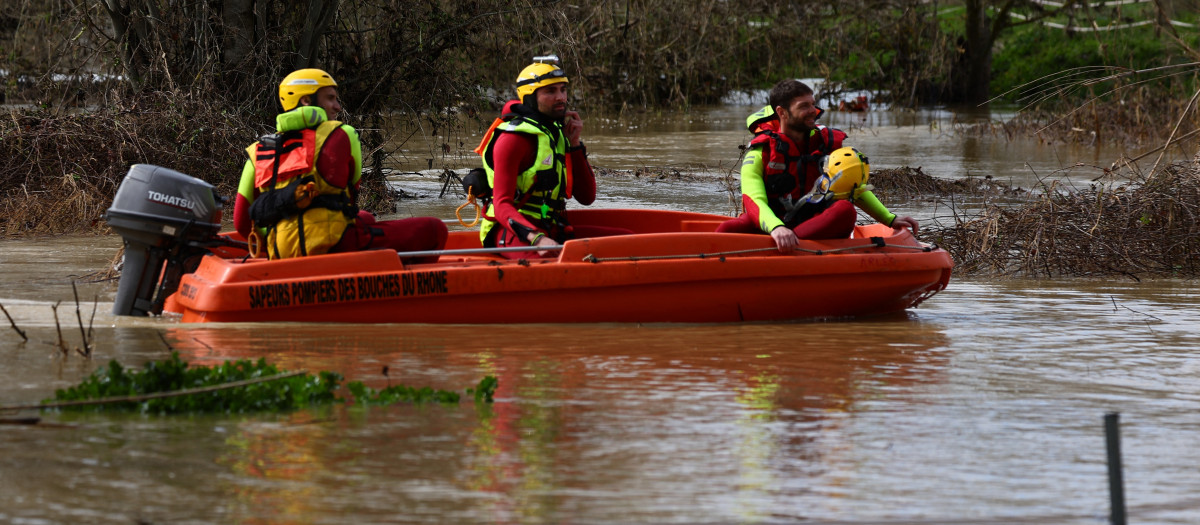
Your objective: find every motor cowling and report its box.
[105,164,225,316]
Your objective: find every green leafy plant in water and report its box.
[347,381,461,405]
[468,376,498,403]
[45,353,495,414]
[49,353,341,414]
[345,375,498,405]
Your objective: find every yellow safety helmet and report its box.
[515,62,568,99]
[278,69,337,111]
[815,147,871,201]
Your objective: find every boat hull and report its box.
[166,209,953,323]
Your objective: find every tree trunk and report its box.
[222,0,256,69]
[963,0,993,105]
[293,0,340,71]
[220,0,257,95]
[100,0,144,88]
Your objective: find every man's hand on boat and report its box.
[770,215,921,253]
[770,225,799,253]
[891,216,919,236]
[528,232,561,257]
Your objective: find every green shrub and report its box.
[46,353,496,414]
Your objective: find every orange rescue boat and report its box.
[105,165,952,324]
[167,208,951,323]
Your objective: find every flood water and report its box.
[3,105,1200,524]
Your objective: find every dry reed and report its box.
[924,162,1200,278]
[0,91,253,236]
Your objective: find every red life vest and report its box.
[252,129,317,188]
[747,118,845,220]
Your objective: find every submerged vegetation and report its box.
[41,353,497,414]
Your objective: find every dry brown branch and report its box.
[157,331,174,351]
[78,247,123,283]
[0,302,28,342]
[50,301,68,356]
[927,161,1200,278]
[1,92,253,237]
[70,281,90,358]
[87,295,98,343]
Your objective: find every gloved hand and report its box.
[249,175,313,227]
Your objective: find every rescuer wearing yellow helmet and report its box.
[472,57,630,258]
[233,68,447,262]
[716,79,917,252]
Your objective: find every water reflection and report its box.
[5,278,1200,522]
[160,322,949,523]
[216,411,334,522]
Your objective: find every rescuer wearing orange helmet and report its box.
[233,68,447,261]
[472,56,631,258]
[717,79,917,252]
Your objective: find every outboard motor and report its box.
[105,164,227,316]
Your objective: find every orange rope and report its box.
[455,190,482,228]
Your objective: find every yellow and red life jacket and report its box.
[246,107,360,259]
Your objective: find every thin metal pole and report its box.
[1105,412,1127,525]
[396,245,565,259]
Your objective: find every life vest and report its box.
[744,105,845,221]
[474,107,572,244]
[246,107,359,260]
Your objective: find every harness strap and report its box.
[517,194,567,222]
[308,193,358,218]
[296,212,308,257]
[269,223,281,260]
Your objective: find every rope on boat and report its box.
[393,236,936,262]
[396,244,565,259]
[582,238,938,263]
[454,189,483,228]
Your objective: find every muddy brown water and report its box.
[2,106,1199,524]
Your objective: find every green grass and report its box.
[990,9,1198,102]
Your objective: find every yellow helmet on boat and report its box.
[279,69,337,111]
[515,60,568,99]
[815,147,871,201]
